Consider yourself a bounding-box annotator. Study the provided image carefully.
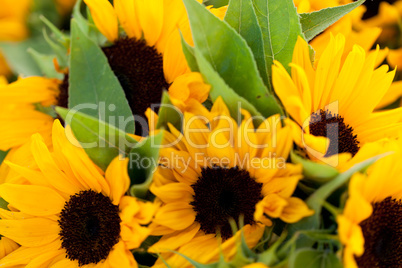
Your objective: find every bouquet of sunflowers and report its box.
[1,0,402,267]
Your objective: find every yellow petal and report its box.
[0,183,65,217]
[0,218,59,247]
[25,250,64,268]
[376,80,402,109]
[149,222,200,253]
[0,237,19,259]
[255,194,288,220]
[163,30,189,83]
[136,0,164,46]
[153,202,196,230]
[150,182,194,204]
[84,0,119,42]
[30,133,81,195]
[105,157,130,205]
[280,197,314,223]
[107,241,137,268]
[0,240,61,267]
[114,0,141,39]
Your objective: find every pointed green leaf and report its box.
[224,0,269,87]
[193,47,264,125]
[252,0,303,75]
[291,151,339,185]
[289,249,342,268]
[257,230,287,264]
[42,28,69,68]
[203,0,229,8]
[0,198,9,211]
[29,0,59,35]
[180,33,200,73]
[300,0,366,42]
[27,48,63,79]
[128,131,163,200]
[56,107,137,171]
[0,37,49,76]
[69,19,135,133]
[156,91,183,131]
[39,15,70,47]
[72,0,89,33]
[183,0,283,118]
[0,150,8,166]
[289,153,389,233]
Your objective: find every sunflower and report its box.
[83,0,215,135]
[337,139,402,268]
[272,33,402,168]
[0,75,68,152]
[148,97,313,267]
[294,0,387,65]
[0,120,155,267]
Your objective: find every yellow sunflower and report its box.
[0,120,156,267]
[337,138,402,268]
[148,97,313,267]
[0,76,65,152]
[294,0,387,65]
[272,33,402,168]
[83,0,215,135]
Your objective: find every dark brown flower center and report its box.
[102,38,169,136]
[190,167,263,240]
[57,74,69,109]
[58,190,121,266]
[356,197,402,267]
[309,109,360,157]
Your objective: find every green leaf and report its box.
[288,249,342,268]
[28,49,64,79]
[180,32,200,73]
[155,91,183,131]
[72,0,89,33]
[39,15,70,47]
[128,131,164,199]
[203,0,229,8]
[224,0,269,87]
[56,107,137,171]
[0,198,9,211]
[0,150,8,166]
[252,0,303,76]
[291,151,339,185]
[0,37,50,76]
[42,28,69,68]
[300,0,366,42]
[289,153,389,234]
[69,19,135,133]
[29,0,59,35]
[193,47,264,125]
[183,0,283,118]
[257,230,287,265]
